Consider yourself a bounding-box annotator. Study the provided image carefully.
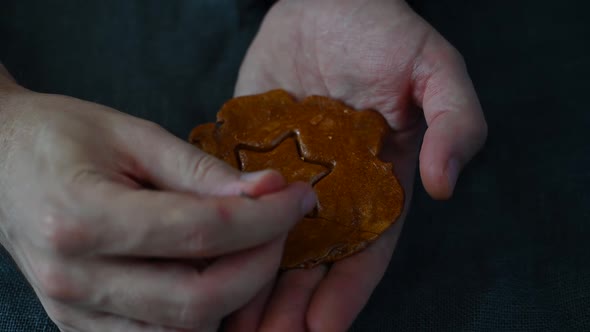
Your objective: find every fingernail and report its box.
[301,189,318,214]
[447,158,460,193]
[240,170,271,183]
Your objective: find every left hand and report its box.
[224,0,487,331]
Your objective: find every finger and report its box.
[77,237,285,329]
[44,301,214,332]
[258,266,327,332]
[222,278,275,332]
[125,123,286,197]
[306,221,404,332]
[48,180,316,257]
[413,36,488,199]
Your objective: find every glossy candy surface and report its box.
[190,90,404,269]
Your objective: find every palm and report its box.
[236,0,435,125]
[227,0,486,331]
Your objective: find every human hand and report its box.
[225,0,487,331]
[0,82,316,331]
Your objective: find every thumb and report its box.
[126,122,286,197]
[413,36,488,200]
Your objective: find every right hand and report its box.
[0,84,317,331]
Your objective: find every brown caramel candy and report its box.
[189,90,404,269]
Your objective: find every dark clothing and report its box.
[1,0,589,330]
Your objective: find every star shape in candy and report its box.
[237,135,331,190]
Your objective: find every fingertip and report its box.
[419,157,458,200]
[298,184,318,215]
[446,157,460,195]
[418,111,485,200]
[240,169,287,197]
[279,181,317,216]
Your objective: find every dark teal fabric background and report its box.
[1,0,590,331]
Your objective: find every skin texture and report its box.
[225,0,488,331]
[0,75,317,330]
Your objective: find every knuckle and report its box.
[39,213,92,255]
[177,199,243,257]
[184,201,234,255]
[190,227,227,258]
[443,44,465,66]
[162,205,213,255]
[185,225,208,255]
[430,40,465,72]
[464,113,488,148]
[138,118,165,134]
[189,153,219,182]
[36,261,85,303]
[67,166,105,187]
